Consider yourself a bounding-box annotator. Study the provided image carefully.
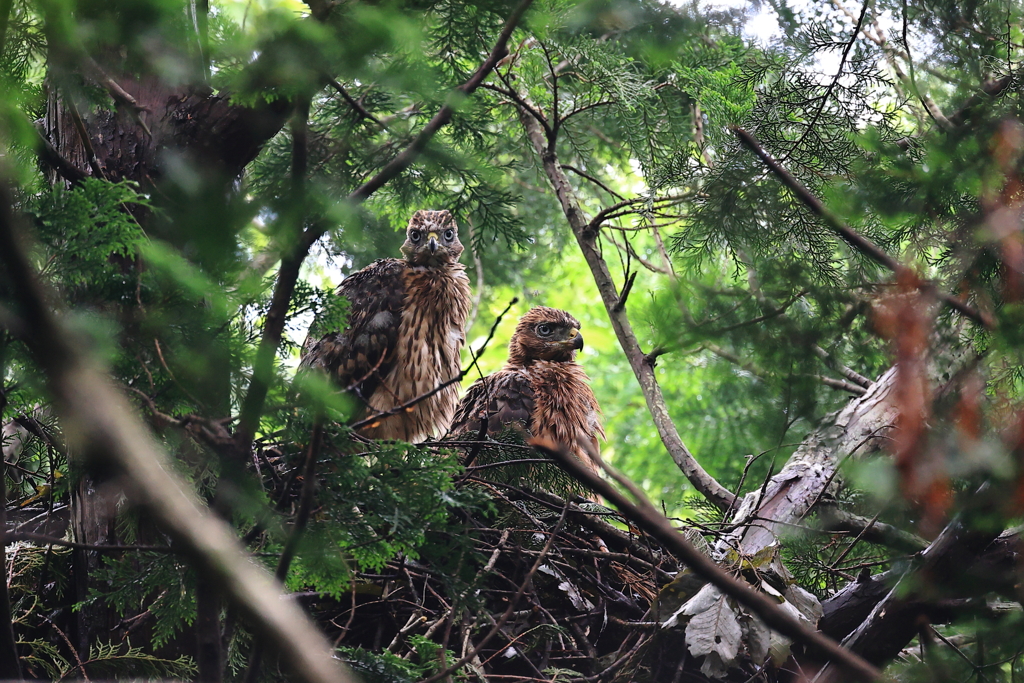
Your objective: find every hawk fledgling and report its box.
[451,307,604,471]
[301,210,472,442]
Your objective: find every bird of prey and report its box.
[300,210,472,442]
[450,306,604,471]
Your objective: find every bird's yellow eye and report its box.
[537,323,552,336]
[409,230,421,242]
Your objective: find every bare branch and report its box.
[5,532,175,553]
[814,345,873,389]
[327,78,385,126]
[34,127,88,185]
[816,375,868,396]
[817,505,927,554]
[561,164,624,200]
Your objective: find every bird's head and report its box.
[508,307,584,364]
[400,210,464,267]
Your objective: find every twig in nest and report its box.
[416,504,569,683]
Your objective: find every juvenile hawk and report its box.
[301,210,472,442]
[451,306,604,471]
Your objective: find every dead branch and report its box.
[817,505,927,553]
[721,365,899,558]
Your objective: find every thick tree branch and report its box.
[233,0,534,455]
[831,518,1003,668]
[517,105,735,511]
[814,345,873,389]
[721,366,899,558]
[34,128,88,185]
[817,504,927,554]
[0,181,357,683]
[0,0,12,57]
[532,439,882,682]
[816,375,868,396]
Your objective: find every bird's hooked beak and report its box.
[428,232,439,254]
[568,328,584,351]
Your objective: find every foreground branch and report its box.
[532,438,882,682]
[0,182,356,683]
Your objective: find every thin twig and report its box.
[327,78,385,126]
[733,127,994,329]
[415,504,569,683]
[350,298,516,432]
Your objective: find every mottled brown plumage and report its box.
[451,307,604,471]
[301,210,472,442]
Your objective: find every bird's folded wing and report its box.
[300,258,406,401]
[451,370,535,437]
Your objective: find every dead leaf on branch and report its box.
[684,592,743,678]
[660,570,824,679]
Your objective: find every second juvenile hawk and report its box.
[301,210,472,442]
[451,306,604,471]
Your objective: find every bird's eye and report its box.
[409,230,421,243]
[537,324,552,336]
[443,229,454,241]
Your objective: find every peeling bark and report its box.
[723,366,899,557]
